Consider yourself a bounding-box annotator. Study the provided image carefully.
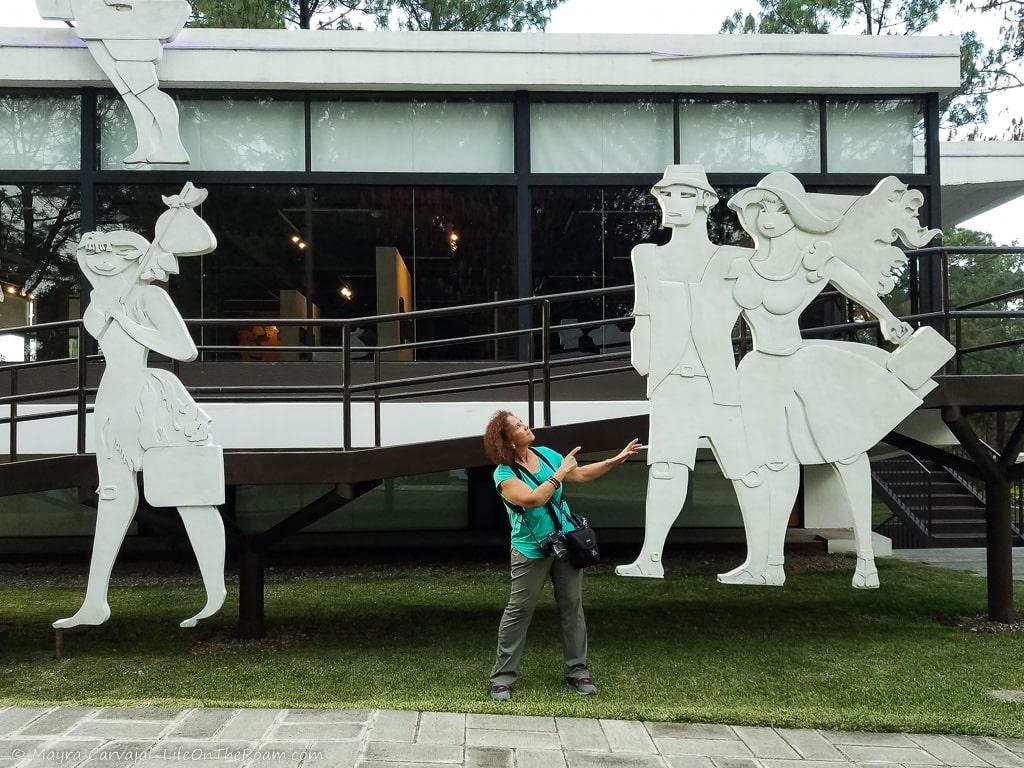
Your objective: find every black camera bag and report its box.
[508,448,600,569]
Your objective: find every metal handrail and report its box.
[1,246,1022,460]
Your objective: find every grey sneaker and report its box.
[490,684,511,701]
[567,676,597,695]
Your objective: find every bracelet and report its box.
[546,477,561,490]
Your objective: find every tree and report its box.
[720,0,989,135]
[190,0,566,30]
[943,225,1024,375]
[955,0,1024,137]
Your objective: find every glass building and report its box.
[0,27,963,549]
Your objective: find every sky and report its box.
[0,0,1022,243]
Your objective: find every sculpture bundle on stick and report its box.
[617,166,955,588]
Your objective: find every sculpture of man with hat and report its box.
[616,165,767,581]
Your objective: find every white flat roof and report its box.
[0,27,961,93]
[941,141,1024,225]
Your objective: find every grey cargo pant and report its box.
[489,548,589,686]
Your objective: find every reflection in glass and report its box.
[530,101,673,173]
[679,100,820,173]
[312,99,514,173]
[826,99,924,174]
[0,185,80,361]
[0,94,81,170]
[98,94,305,171]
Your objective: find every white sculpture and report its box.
[54,182,226,630]
[37,0,191,165]
[615,166,767,580]
[723,172,952,588]
[617,166,954,589]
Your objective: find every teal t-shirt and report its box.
[494,446,577,559]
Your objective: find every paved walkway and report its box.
[889,547,1024,581]
[2,706,1024,768]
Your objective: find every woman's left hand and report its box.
[608,439,642,466]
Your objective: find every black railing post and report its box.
[342,323,352,450]
[527,329,535,427]
[373,349,381,448]
[955,317,962,374]
[985,478,1015,622]
[77,326,87,454]
[9,369,17,463]
[541,300,551,427]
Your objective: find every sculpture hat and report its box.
[651,165,717,196]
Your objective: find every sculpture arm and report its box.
[111,286,198,361]
[828,259,913,345]
[630,248,652,376]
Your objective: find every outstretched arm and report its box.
[828,259,912,344]
[565,439,642,483]
[630,248,652,376]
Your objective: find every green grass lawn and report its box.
[1,554,1022,736]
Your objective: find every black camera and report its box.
[541,531,570,561]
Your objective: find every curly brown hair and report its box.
[483,410,518,466]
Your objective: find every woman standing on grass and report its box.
[483,410,640,701]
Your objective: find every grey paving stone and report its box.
[19,708,98,737]
[953,737,1024,768]
[465,746,514,768]
[663,758,714,768]
[762,761,858,768]
[417,712,465,745]
[165,709,235,739]
[565,752,667,768]
[777,730,847,761]
[366,710,418,743]
[467,714,556,732]
[600,720,657,755]
[355,763,446,768]
[824,733,917,748]
[230,741,303,768]
[0,708,48,736]
[21,739,104,768]
[999,738,1024,755]
[296,740,360,767]
[516,748,568,768]
[282,709,372,724]
[654,739,752,758]
[77,740,156,768]
[732,728,799,760]
[908,734,992,766]
[270,722,363,741]
[556,718,609,752]
[647,724,737,740]
[95,708,182,721]
[837,746,941,765]
[218,710,282,741]
[362,741,463,763]
[67,720,167,739]
[466,729,561,750]
[0,738,47,760]
[132,740,250,768]
[711,759,763,768]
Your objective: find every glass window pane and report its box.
[530,101,673,173]
[98,94,305,171]
[679,100,820,173]
[827,99,924,174]
[0,94,81,170]
[312,100,513,173]
[0,184,81,362]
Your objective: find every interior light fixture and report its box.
[340,285,353,300]
[4,286,15,295]
[290,234,301,243]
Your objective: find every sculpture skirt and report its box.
[737,340,923,467]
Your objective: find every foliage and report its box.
[720,0,991,135]
[189,0,566,30]
[943,226,1024,374]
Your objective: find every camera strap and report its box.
[508,448,582,532]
